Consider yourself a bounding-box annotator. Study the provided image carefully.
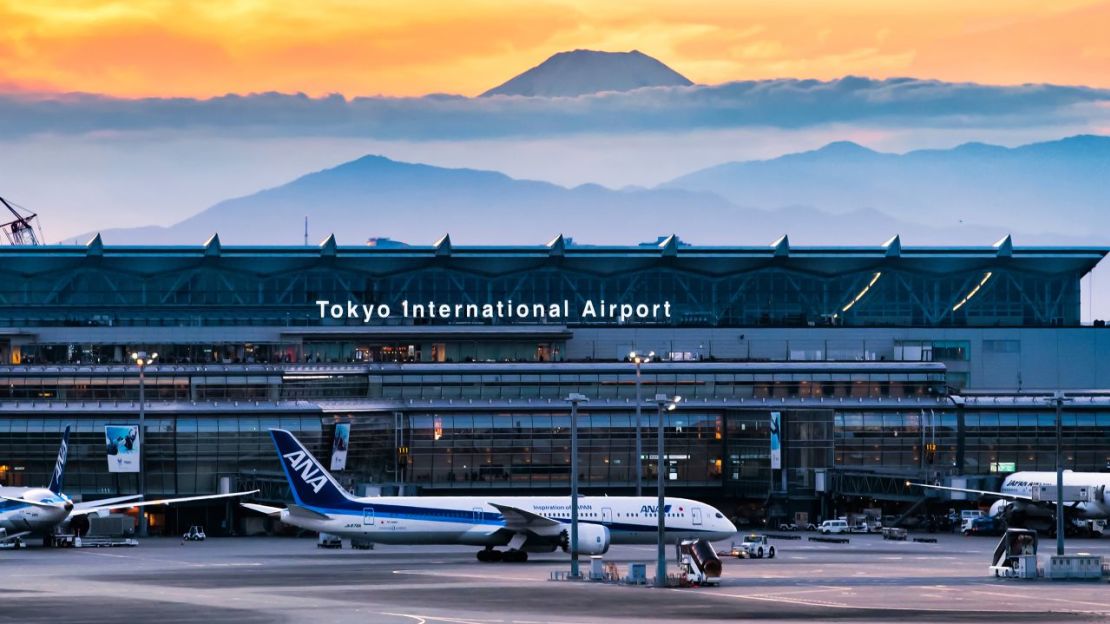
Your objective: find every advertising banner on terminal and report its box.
[330,423,351,471]
[105,425,140,473]
[769,411,782,470]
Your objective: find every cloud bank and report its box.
[2,77,1109,141]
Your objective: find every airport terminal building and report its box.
[1,235,1108,532]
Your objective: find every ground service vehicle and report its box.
[818,519,849,534]
[183,526,206,541]
[964,516,1005,537]
[676,539,723,586]
[731,534,775,558]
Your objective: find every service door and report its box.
[692,507,703,526]
[472,507,483,523]
[363,507,375,527]
[602,507,613,524]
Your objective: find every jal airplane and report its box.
[0,426,256,545]
[243,429,737,561]
[920,470,1110,529]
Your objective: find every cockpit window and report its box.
[715,512,723,519]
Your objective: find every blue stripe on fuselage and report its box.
[297,501,722,534]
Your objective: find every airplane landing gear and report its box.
[476,548,528,562]
[503,550,528,563]
[477,547,503,562]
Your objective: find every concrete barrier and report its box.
[808,536,850,544]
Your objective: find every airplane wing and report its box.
[241,502,285,517]
[0,530,31,543]
[72,494,143,512]
[488,503,563,530]
[239,503,328,520]
[70,490,260,516]
[916,483,1033,501]
[0,495,67,510]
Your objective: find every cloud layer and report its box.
[3,77,1109,141]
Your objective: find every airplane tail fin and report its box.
[48,426,70,494]
[269,429,356,509]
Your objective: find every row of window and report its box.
[2,409,1107,494]
[0,266,1081,326]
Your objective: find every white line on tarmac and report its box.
[392,569,544,582]
[74,549,262,568]
[382,612,492,624]
[968,585,1110,610]
[696,584,1110,616]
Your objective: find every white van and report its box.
[960,510,986,532]
[818,519,849,534]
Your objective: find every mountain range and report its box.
[79,50,1110,248]
[92,135,1108,247]
[664,135,1110,235]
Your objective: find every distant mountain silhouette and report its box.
[92,153,1087,247]
[482,49,693,97]
[664,135,1110,234]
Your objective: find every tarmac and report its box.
[2,532,1110,623]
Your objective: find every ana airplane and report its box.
[244,429,737,562]
[920,470,1110,531]
[0,426,257,546]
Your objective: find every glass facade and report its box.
[0,244,1096,329]
[403,410,723,489]
[3,406,1108,517]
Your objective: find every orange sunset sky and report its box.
[2,0,1109,97]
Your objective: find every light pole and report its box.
[629,351,654,497]
[1049,391,1072,556]
[565,392,588,579]
[130,350,157,537]
[654,393,681,587]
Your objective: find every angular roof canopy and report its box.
[1,236,1104,278]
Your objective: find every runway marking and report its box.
[703,584,1110,616]
[74,549,262,568]
[392,569,543,582]
[968,585,1110,610]
[382,612,486,624]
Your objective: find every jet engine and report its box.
[560,523,611,555]
[989,499,1010,519]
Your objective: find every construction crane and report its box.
[0,195,42,245]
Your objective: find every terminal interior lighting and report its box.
[629,350,655,363]
[130,351,158,367]
[952,272,993,312]
[841,272,882,313]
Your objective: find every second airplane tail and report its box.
[269,428,357,510]
[48,425,70,494]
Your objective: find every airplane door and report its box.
[363,507,375,527]
[472,507,483,524]
[602,507,613,524]
[692,507,703,526]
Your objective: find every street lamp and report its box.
[130,350,157,537]
[629,351,654,497]
[565,392,589,580]
[654,393,681,587]
[1048,391,1073,556]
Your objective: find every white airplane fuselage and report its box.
[276,495,736,547]
[0,487,71,534]
[997,471,1110,520]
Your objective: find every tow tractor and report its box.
[729,534,776,559]
[675,539,723,586]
